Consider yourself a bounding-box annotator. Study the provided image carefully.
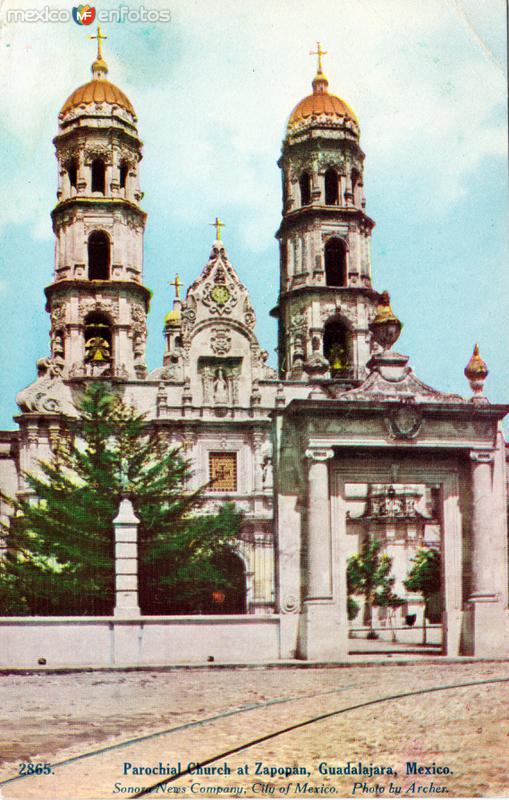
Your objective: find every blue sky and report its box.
[0,0,507,427]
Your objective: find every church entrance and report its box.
[343,481,443,656]
[329,456,461,658]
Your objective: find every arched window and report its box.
[84,312,112,365]
[299,172,311,206]
[91,158,106,194]
[88,231,110,280]
[67,159,78,190]
[325,168,339,205]
[119,161,128,190]
[323,320,350,375]
[324,237,347,287]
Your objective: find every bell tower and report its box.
[45,26,150,380]
[273,44,378,384]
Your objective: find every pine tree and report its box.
[0,382,242,616]
[347,537,402,638]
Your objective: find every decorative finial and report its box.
[169,274,182,300]
[89,24,108,78]
[369,291,403,351]
[310,41,327,74]
[309,41,329,95]
[210,216,225,241]
[464,343,488,403]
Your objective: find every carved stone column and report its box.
[464,446,508,656]
[469,450,495,598]
[299,447,347,661]
[305,447,334,599]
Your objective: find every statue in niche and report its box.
[133,333,144,362]
[53,333,64,359]
[262,455,273,491]
[85,336,111,363]
[213,368,229,405]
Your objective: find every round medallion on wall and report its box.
[388,404,422,440]
[281,594,300,614]
[211,285,231,306]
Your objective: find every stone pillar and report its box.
[306,448,334,599]
[464,447,508,656]
[470,451,494,597]
[113,498,141,618]
[299,447,347,661]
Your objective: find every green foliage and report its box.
[0,382,242,616]
[347,537,403,630]
[347,595,360,622]
[404,548,441,599]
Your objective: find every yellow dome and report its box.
[164,309,181,326]
[60,78,136,117]
[287,71,358,131]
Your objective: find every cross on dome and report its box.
[310,41,328,75]
[309,41,329,95]
[170,274,182,300]
[88,24,109,79]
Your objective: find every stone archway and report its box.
[296,439,508,662]
[330,458,463,658]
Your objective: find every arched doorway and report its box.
[324,238,347,286]
[88,231,110,280]
[139,549,247,615]
[208,552,247,614]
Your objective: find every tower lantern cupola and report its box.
[45,27,150,380]
[273,44,379,385]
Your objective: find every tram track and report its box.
[133,676,509,798]
[0,681,361,788]
[0,674,507,796]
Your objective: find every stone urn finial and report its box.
[464,343,488,402]
[369,291,402,351]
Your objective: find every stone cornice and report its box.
[53,125,143,151]
[51,197,147,223]
[282,397,509,423]
[44,280,152,311]
[276,205,375,237]
[270,284,379,317]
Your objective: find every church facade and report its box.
[1,36,508,665]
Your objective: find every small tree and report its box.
[0,382,242,616]
[347,537,402,638]
[404,547,441,644]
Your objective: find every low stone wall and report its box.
[0,615,281,668]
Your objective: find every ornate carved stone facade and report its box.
[1,41,508,662]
